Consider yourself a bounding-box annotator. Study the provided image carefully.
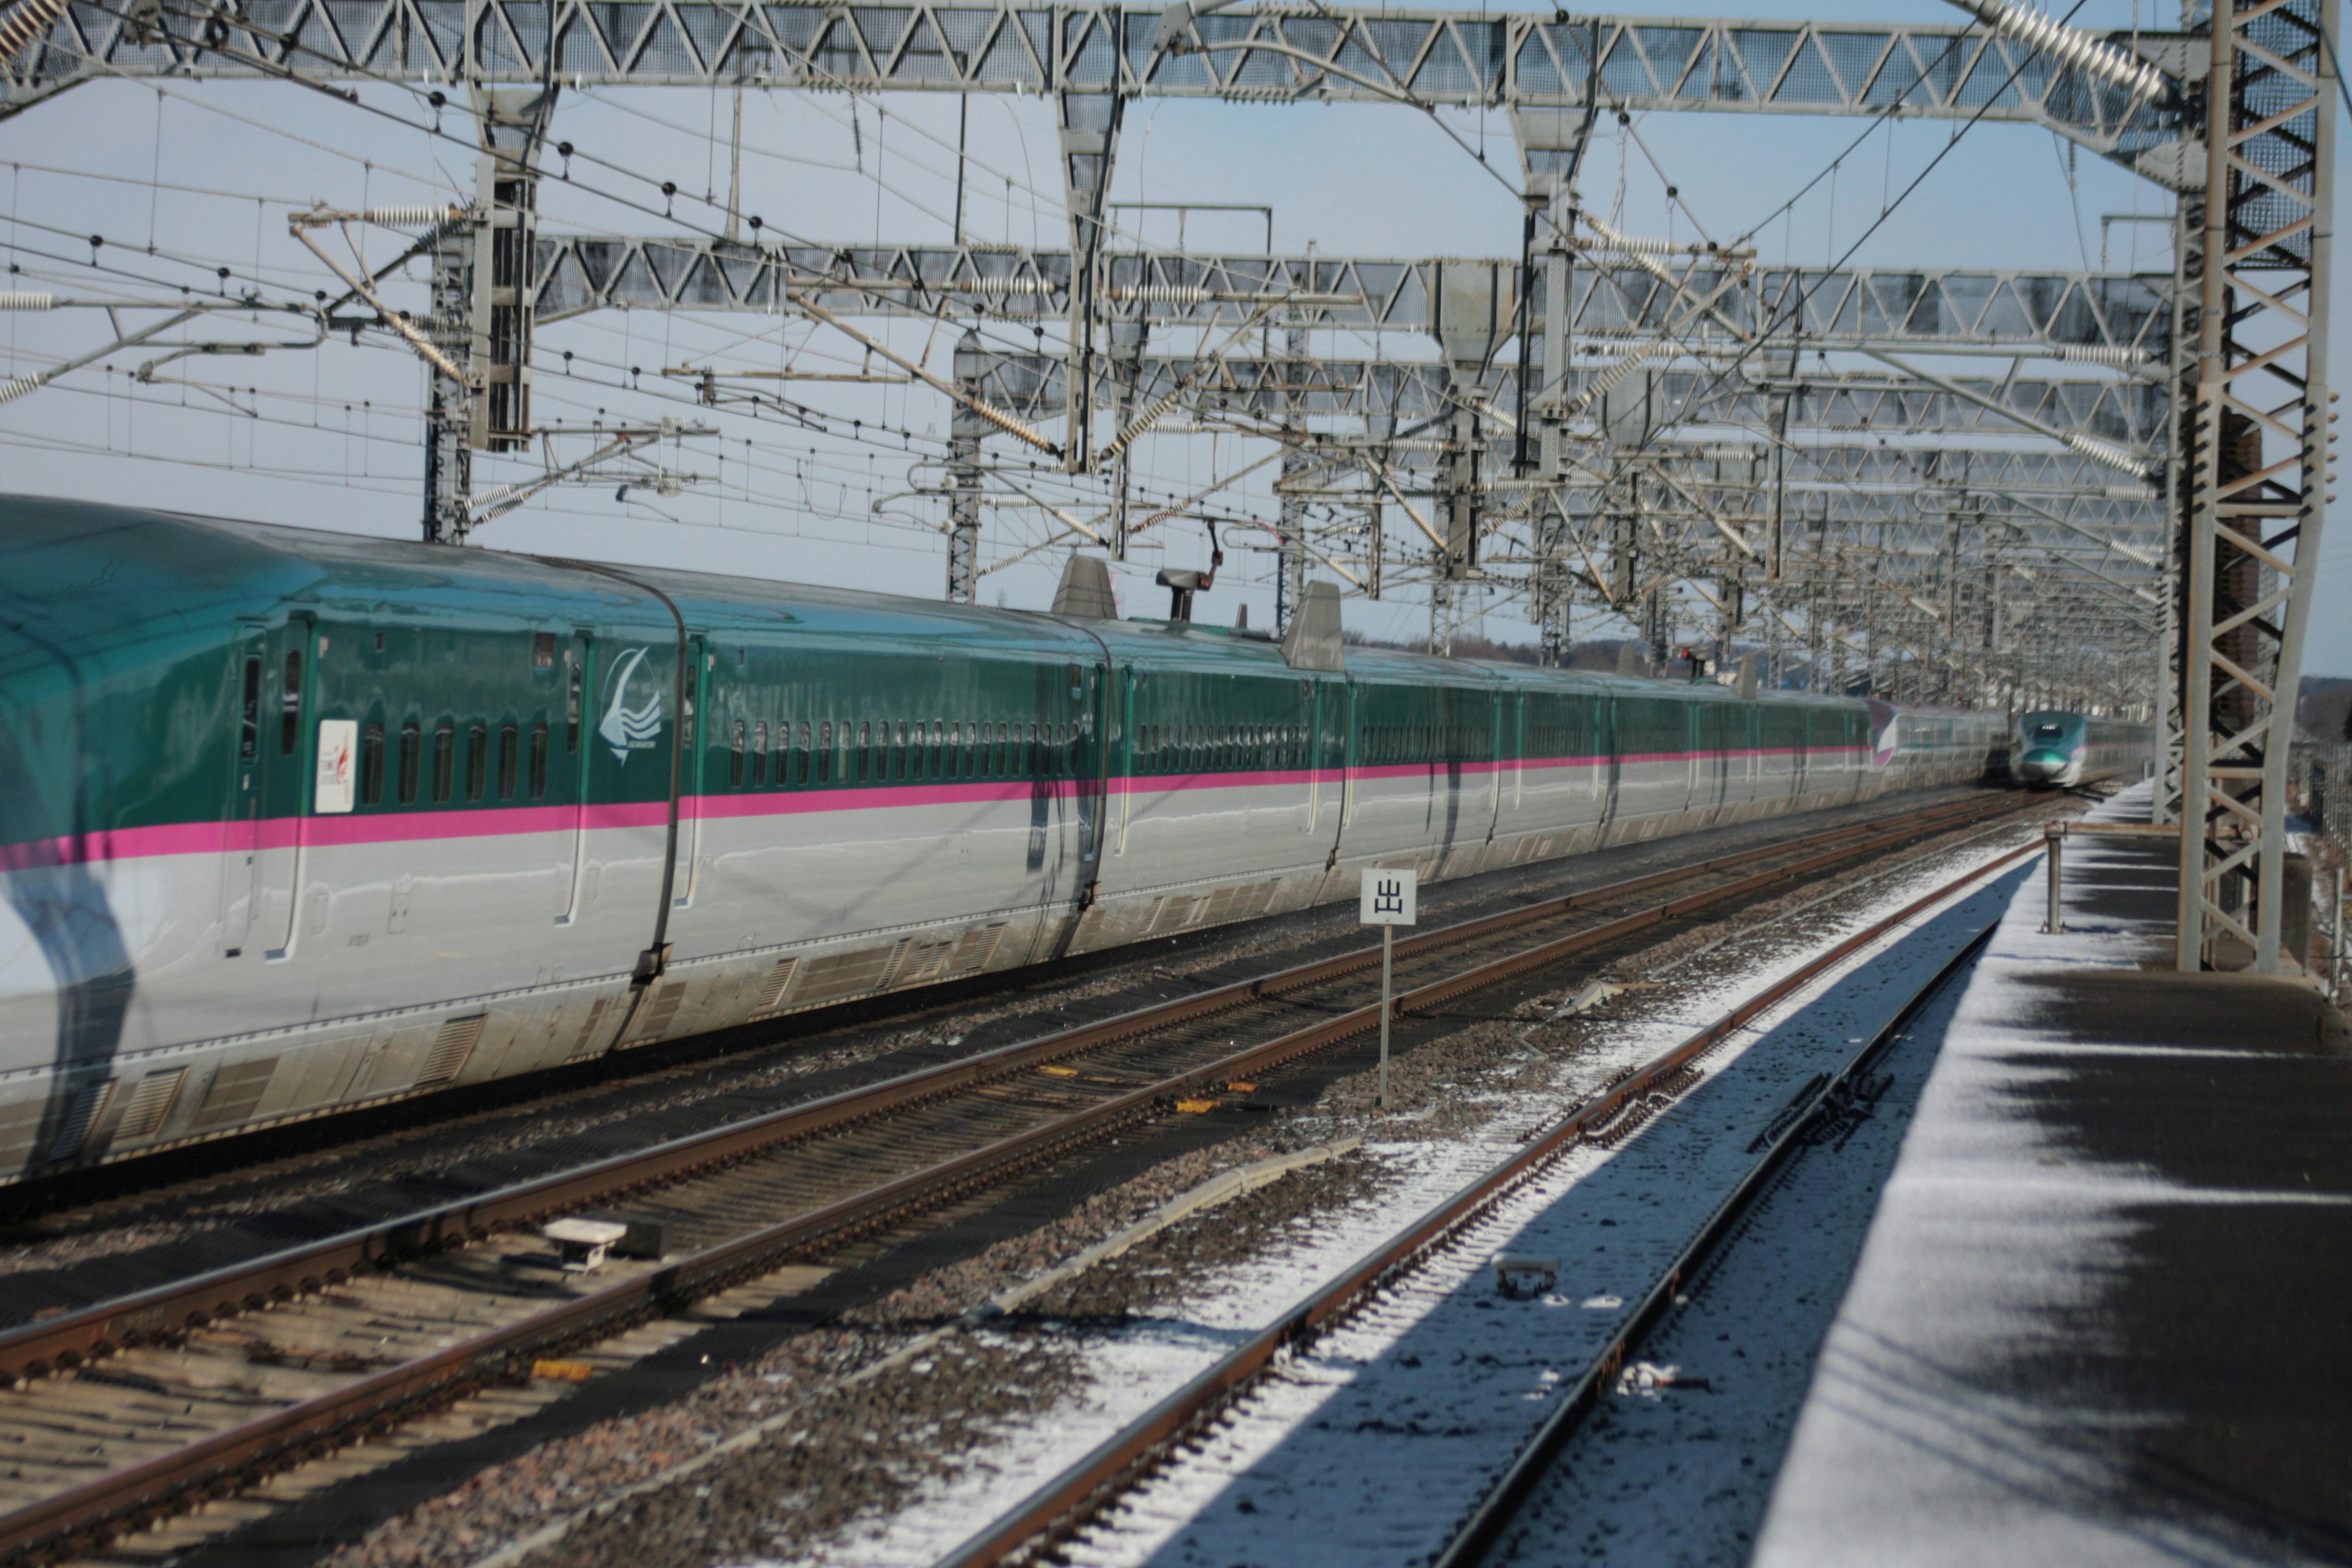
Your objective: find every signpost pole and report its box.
[1379,924,1393,1112]
[1360,864,1415,1115]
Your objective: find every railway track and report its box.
[0,790,2053,1562]
[933,840,2032,1568]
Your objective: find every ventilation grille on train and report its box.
[794,943,907,1006]
[190,1057,279,1132]
[113,1068,189,1142]
[565,997,614,1061]
[1147,880,1276,937]
[415,1014,487,1088]
[47,1079,115,1161]
[624,982,689,1045]
[749,957,800,1017]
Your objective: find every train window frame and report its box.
[432,720,454,803]
[360,720,385,807]
[893,720,908,780]
[566,660,582,751]
[946,721,961,779]
[529,722,550,798]
[279,650,302,756]
[796,721,812,785]
[817,720,834,783]
[857,722,872,782]
[238,654,262,762]
[466,722,488,801]
[397,720,421,805]
[752,723,768,786]
[498,722,519,801]
[729,721,747,788]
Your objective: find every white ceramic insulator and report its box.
[0,292,56,311]
[2062,430,2150,475]
[0,371,50,405]
[2058,343,2149,369]
[364,206,464,227]
[1105,285,1213,304]
[1958,0,2168,104]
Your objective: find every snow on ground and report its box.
[1480,906,1984,1567]
[1747,783,2346,1568]
[778,827,2049,1568]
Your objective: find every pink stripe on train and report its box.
[2,747,1875,869]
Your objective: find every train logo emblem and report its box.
[598,647,663,763]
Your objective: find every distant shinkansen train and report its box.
[1,499,2005,1183]
[2011,710,2152,788]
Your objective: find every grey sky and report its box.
[4,0,2343,671]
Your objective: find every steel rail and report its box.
[934,838,2040,1568]
[1427,913,2008,1566]
[0,793,2032,1562]
[0,792,2012,1389]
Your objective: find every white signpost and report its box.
[1359,865,1418,1111]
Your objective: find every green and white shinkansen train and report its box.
[0,498,2005,1183]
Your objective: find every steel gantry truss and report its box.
[2172,0,2338,972]
[0,0,2334,973]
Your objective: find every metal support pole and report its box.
[2323,865,2342,1001]
[1057,91,1123,470]
[421,224,473,543]
[2176,0,2337,972]
[423,86,554,544]
[2045,825,2064,934]
[1108,319,1145,562]
[946,330,984,603]
[1276,319,1309,634]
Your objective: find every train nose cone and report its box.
[2016,748,2068,785]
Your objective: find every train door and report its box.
[1114,666,1136,856]
[674,635,709,907]
[1076,660,1106,863]
[220,619,307,958]
[1485,688,1508,842]
[554,631,592,922]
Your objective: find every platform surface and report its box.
[1753,785,2352,1567]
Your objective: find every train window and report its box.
[946,722,960,779]
[997,722,1010,775]
[908,721,924,780]
[498,723,519,801]
[433,721,454,802]
[796,722,811,785]
[466,723,488,801]
[729,722,746,788]
[529,723,549,798]
[817,721,832,783]
[752,723,768,786]
[533,633,556,671]
[239,655,262,761]
[360,721,384,807]
[397,722,421,805]
[566,661,582,751]
[280,651,302,756]
[857,722,872,782]
[893,721,907,780]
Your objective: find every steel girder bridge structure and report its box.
[0,0,2336,975]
